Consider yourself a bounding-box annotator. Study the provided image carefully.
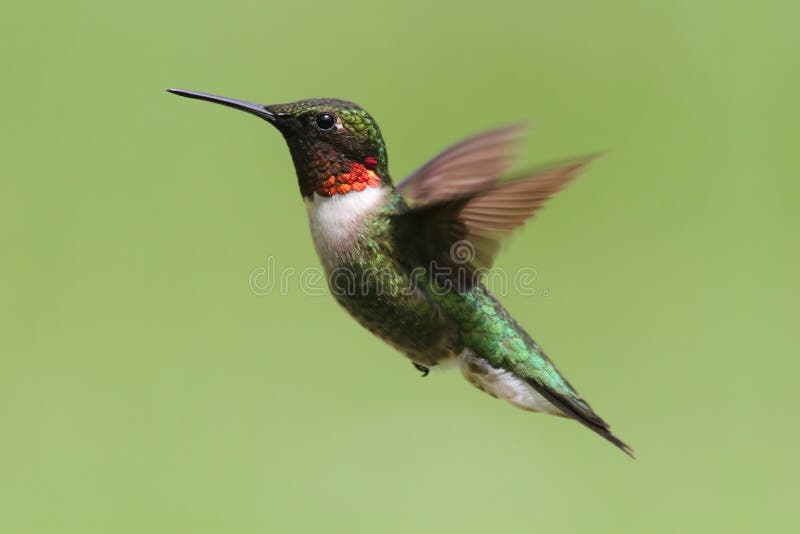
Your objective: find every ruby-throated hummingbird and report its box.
[167,89,633,457]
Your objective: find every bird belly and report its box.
[326,266,463,366]
[305,189,462,366]
[460,351,564,415]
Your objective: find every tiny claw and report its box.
[413,362,430,377]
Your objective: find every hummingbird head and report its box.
[168,89,389,198]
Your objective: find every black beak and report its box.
[166,88,276,123]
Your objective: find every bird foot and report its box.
[412,362,430,377]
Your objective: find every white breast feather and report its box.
[304,187,386,270]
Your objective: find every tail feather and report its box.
[462,351,634,458]
[524,376,635,458]
[448,285,633,457]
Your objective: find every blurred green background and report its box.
[1,1,798,532]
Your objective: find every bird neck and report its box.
[315,161,383,197]
[286,138,389,198]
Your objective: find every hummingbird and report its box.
[167,88,633,457]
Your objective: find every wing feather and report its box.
[397,124,527,205]
[393,156,597,289]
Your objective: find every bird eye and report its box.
[315,113,336,130]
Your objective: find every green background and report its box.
[2,1,797,532]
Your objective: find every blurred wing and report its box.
[460,156,597,239]
[396,124,527,205]
[393,156,597,289]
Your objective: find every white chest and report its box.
[304,187,386,271]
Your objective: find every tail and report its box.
[521,366,636,459]
[459,288,634,458]
[461,350,635,458]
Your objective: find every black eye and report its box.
[315,113,336,130]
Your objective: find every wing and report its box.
[392,156,597,290]
[396,123,527,205]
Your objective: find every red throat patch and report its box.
[318,162,381,197]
